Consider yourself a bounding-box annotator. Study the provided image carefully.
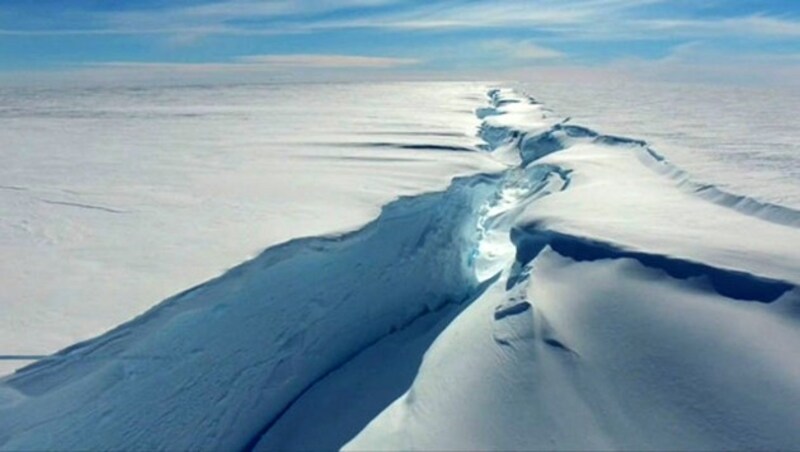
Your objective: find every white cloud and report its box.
[0,0,658,36]
[480,39,564,60]
[235,54,419,68]
[638,14,800,39]
[1,53,419,87]
[306,1,606,31]
[591,41,800,87]
[103,0,399,29]
[4,0,800,46]
[76,54,420,79]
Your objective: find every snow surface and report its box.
[0,82,502,375]
[348,89,800,450]
[518,79,800,210]
[1,84,799,450]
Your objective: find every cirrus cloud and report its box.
[480,40,565,60]
[235,54,419,68]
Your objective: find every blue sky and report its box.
[1,0,799,84]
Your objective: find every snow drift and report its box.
[1,86,799,451]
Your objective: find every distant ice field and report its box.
[519,79,800,210]
[1,84,798,451]
[0,82,501,374]
[0,79,797,378]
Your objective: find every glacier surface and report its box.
[1,83,799,450]
[0,82,502,375]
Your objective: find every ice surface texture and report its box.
[1,85,799,451]
[348,88,800,451]
[0,82,501,375]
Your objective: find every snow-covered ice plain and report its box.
[0,82,502,375]
[520,79,800,210]
[1,81,799,450]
